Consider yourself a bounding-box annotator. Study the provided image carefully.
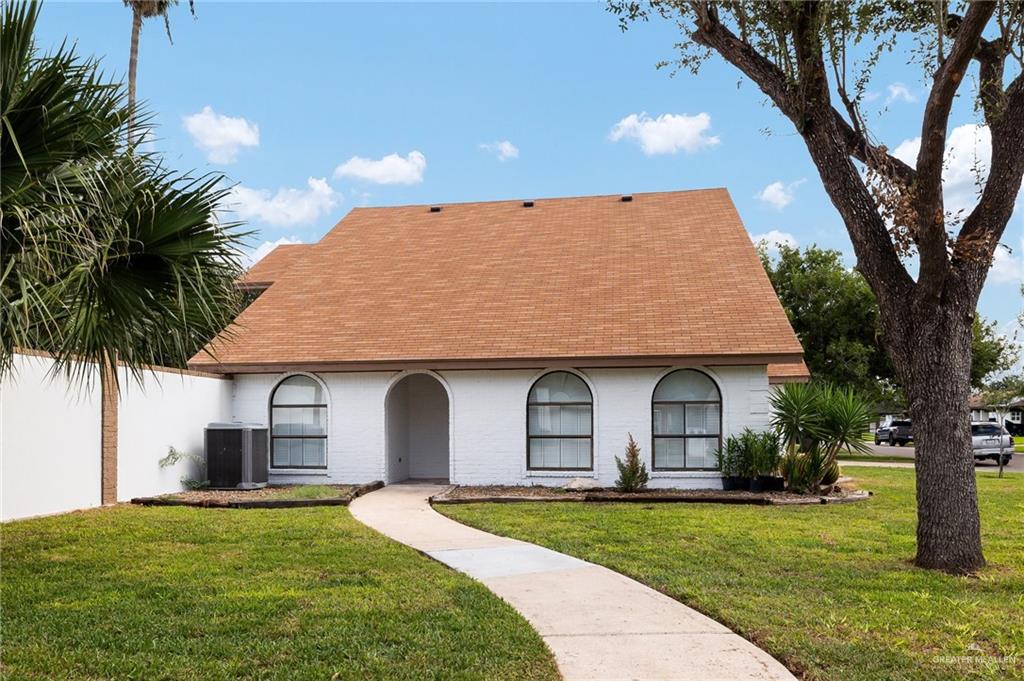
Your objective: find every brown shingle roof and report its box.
[768,360,811,384]
[192,189,804,372]
[238,243,311,289]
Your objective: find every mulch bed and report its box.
[431,484,871,506]
[131,481,383,509]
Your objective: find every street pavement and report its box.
[861,442,1023,473]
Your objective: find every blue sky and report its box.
[38,1,1022,342]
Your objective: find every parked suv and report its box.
[875,420,913,446]
[971,422,1013,466]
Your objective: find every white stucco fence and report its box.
[1,353,103,522]
[1,353,230,521]
[116,368,232,502]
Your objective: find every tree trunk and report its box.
[891,301,985,573]
[127,7,142,143]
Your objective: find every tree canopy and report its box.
[760,243,1019,399]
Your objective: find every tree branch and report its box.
[688,1,915,309]
[955,70,1024,294]
[948,10,1011,127]
[832,109,917,185]
[915,2,996,299]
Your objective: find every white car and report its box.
[971,422,1014,465]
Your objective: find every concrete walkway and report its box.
[349,484,795,681]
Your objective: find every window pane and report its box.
[653,404,685,435]
[529,372,591,404]
[685,403,720,435]
[303,438,326,467]
[654,438,684,469]
[272,438,292,467]
[272,376,325,405]
[653,370,720,401]
[272,406,326,437]
[529,438,557,468]
[529,437,591,469]
[686,438,719,469]
[529,405,591,436]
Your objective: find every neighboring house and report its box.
[191,189,808,488]
[969,394,1024,434]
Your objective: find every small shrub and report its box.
[615,433,649,492]
[736,429,781,477]
[159,446,207,489]
[715,439,740,477]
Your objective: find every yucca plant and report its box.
[1,1,245,388]
[768,381,826,457]
[769,382,872,492]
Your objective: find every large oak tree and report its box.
[612,1,1024,573]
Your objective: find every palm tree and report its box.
[1,1,244,388]
[124,0,194,140]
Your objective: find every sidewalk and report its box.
[349,483,795,681]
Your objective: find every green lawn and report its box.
[1,506,558,680]
[440,468,1024,681]
[839,453,913,463]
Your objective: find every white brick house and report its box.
[193,190,808,488]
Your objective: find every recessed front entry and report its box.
[386,374,450,483]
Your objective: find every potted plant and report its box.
[733,433,754,491]
[759,430,784,491]
[715,438,741,490]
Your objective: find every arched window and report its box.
[527,371,593,470]
[652,370,721,470]
[270,375,327,469]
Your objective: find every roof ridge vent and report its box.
[522,200,534,208]
[429,206,442,213]
[620,195,633,202]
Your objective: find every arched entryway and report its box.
[386,373,450,483]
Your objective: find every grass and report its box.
[1,506,558,680]
[440,468,1024,681]
[839,453,912,463]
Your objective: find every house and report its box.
[969,393,1024,434]
[190,189,808,489]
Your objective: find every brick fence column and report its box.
[101,364,118,504]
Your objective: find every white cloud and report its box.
[608,112,720,155]
[893,123,999,220]
[751,230,798,254]
[894,123,1022,280]
[989,238,1023,285]
[182,106,259,164]
[480,140,519,161]
[243,236,303,269]
[333,151,426,185]
[886,82,917,104]
[756,179,805,210]
[228,177,338,227]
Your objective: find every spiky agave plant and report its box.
[1,1,245,388]
[770,382,872,492]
